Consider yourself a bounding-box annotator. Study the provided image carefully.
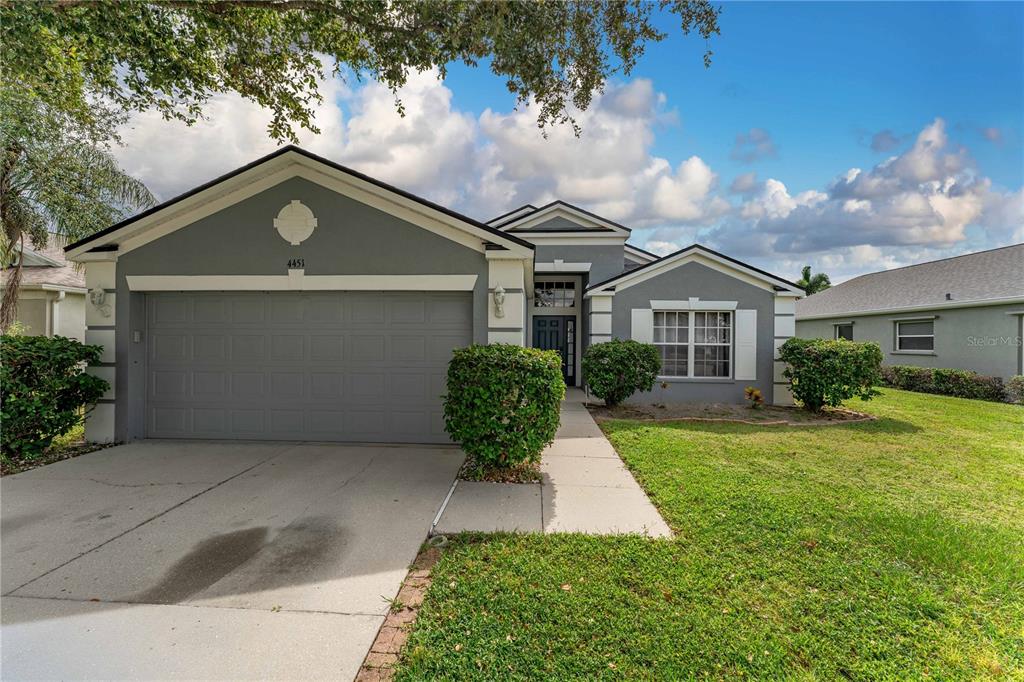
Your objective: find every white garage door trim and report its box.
[128,273,478,291]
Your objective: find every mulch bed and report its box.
[587,402,873,427]
[356,545,443,682]
[1,440,114,477]
[457,455,542,484]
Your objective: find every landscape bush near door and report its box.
[443,344,564,468]
[582,339,661,406]
[1,335,109,460]
[779,338,882,412]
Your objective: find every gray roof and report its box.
[1,240,85,290]
[796,243,1024,318]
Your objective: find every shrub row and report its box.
[1,335,109,459]
[879,365,1020,403]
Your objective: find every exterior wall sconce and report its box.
[493,285,505,318]
[88,287,112,318]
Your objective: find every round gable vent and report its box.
[274,200,318,245]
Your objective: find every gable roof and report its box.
[492,200,631,235]
[487,204,537,228]
[65,146,534,257]
[586,243,804,296]
[796,243,1024,319]
[2,240,85,291]
[624,243,660,263]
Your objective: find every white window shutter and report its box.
[734,309,757,380]
[631,309,653,343]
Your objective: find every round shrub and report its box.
[779,338,882,412]
[581,339,661,407]
[443,344,564,468]
[1,335,109,459]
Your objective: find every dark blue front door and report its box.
[533,316,575,385]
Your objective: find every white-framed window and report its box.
[896,319,934,351]
[834,323,854,340]
[653,310,732,378]
[534,280,576,308]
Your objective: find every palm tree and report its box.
[797,265,831,295]
[1,88,155,330]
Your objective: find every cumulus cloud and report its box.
[116,73,727,230]
[696,117,1020,280]
[870,129,903,152]
[730,128,777,163]
[728,172,759,195]
[981,126,1003,145]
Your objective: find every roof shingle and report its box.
[796,243,1024,318]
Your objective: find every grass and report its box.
[396,390,1024,680]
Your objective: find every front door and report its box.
[533,316,575,385]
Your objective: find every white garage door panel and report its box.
[145,291,471,443]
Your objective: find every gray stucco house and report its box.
[3,240,86,340]
[796,243,1024,379]
[65,146,803,445]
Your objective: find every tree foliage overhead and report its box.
[1,0,722,142]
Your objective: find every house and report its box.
[3,240,87,340]
[64,146,803,445]
[796,243,1024,379]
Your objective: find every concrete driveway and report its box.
[1,440,463,680]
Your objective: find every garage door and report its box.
[146,291,471,443]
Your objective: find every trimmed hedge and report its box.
[1,335,109,459]
[779,338,882,412]
[1006,375,1024,405]
[879,365,1009,403]
[443,344,564,468]
[581,340,661,407]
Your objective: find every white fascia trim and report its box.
[624,245,658,264]
[487,206,537,227]
[17,284,87,294]
[796,296,1024,321]
[68,151,532,260]
[126,273,479,292]
[498,203,631,235]
[587,249,802,297]
[535,261,592,273]
[518,235,627,246]
[651,299,738,311]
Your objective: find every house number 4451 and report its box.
[287,258,305,269]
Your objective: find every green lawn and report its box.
[397,390,1024,680]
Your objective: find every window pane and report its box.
[654,311,665,326]
[835,324,853,341]
[653,327,664,343]
[898,320,933,336]
[678,326,689,343]
[665,327,676,343]
[898,336,934,351]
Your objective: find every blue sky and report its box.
[117,1,1023,281]
[444,2,1023,192]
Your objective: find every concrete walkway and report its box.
[435,389,672,538]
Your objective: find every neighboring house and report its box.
[2,240,87,340]
[796,243,1024,379]
[64,146,802,445]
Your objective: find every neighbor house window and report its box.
[834,323,854,340]
[535,280,575,307]
[654,310,731,378]
[896,319,934,351]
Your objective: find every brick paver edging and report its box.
[355,546,441,681]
